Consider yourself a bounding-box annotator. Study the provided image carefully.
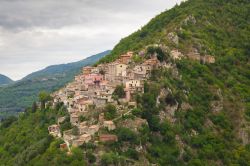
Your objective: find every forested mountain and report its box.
[0,51,110,118]
[0,0,249,165]
[0,74,13,86]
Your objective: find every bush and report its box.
[117,127,137,143]
[113,85,126,98]
[124,148,139,160]
[86,151,96,163]
[131,108,142,117]
[104,104,117,120]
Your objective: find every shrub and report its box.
[104,104,117,120]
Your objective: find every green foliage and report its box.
[104,104,117,120]
[113,85,126,98]
[147,46,169,62]
[38,91,51,110]
[0,116,17,128]
[72,126,79,135]
[86,151,96,164]
[124,148,139,160]
[116,127,137,143]
[101,152,125,166]
[31,102,37,113]
[60,116,72,133]
[131,108,143,117]
[132,54,143,63]
[79,115,86,122]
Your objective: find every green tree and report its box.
[31,102,37,113]
[104,104,117,120]
[38,91,51,110]
[86,151,96,164]
[72,126,79,136]
[113,85,126,98]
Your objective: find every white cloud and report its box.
[0,0,182,80]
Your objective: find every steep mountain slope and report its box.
[0,51,110,118]
[0,0,249,165]
[97,0,250,164]
[100,0,250,136]
[0,74,13,86]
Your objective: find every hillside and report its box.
[0,51,110,119]
[0,74,13,86]
[0,0,249,165]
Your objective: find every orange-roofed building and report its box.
[143,57,159,66]
[119,51,133,64]
[82,66,94,75]
[99,134,118,142]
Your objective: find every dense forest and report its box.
[0,0,249,165]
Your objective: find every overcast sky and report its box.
[0,0,182,80]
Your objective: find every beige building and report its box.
[125,80,144,101]
[70,114,79,125]
[72,134,91,147]
[170,49,184,60]
[63,130,77,144]
[99,134,118,142]
[82,66,94,75]
[133,64,152,79]
[119,51,133,64]
[48,124,61,137]
[88,125,100,135]
[106,63,128,82]
[103,121,116,131]
[201,55,215,64]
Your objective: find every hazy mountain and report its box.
[0,74,13,86]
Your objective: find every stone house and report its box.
[82,66,94,75]
[99,113,105,124]
[105,63,128,82]
[57,117,66,125]
[119,51,133,64]
[121,118,147,132]
[201,55,215,64]
[88,125,100,135]
[68,107,77,114]
[74,75,82,83]
[99,134,118,142]
[72,134,91,147]
[187,48,201,61]
[133,64,152,79]
[84,74,104,86]
[103,121,116,131]
[48,124,61,137]
[143,57,159,66]
[79,125,88,135]
[63,130,77,144]
[60,143,68,150]
[91,67,100,74]
[125,80,144,101]
[70,114,79,125]
[94,97,108,108]
[170,49,184,60]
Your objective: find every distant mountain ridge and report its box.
[0,50,110,118]
[0,74,13,86]
[23,51,110,80]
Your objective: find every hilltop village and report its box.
[48,46,215,151]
